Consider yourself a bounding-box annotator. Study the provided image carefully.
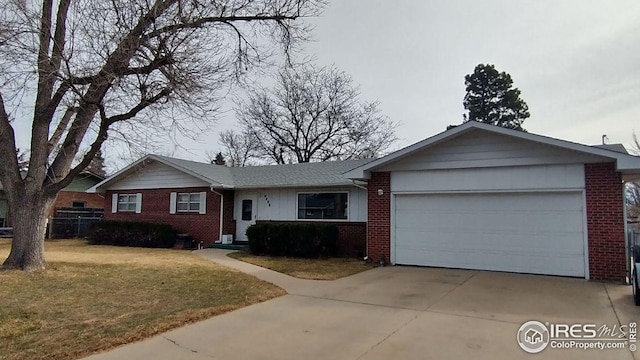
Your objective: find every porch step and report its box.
[209,243,248,251]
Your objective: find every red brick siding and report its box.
[335,222,366,257]
[585,163,626,281]
[54,191,105,210]
[105,187,222,246]
[367,172,391,263]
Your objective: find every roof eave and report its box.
[87,154,230,193]
[344,122,640,178]
[233,182,360,190]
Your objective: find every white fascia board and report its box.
[233,182,360,190]
[342,169,370,180]
[616,156,640,172]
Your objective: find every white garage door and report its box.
[394,192,586,277]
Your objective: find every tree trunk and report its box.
[2,192,55,271]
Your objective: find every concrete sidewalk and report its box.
[84,249,639,360]
[193,249,320,294]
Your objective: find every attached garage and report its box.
[344,122,640,281]
[393,191,585,277]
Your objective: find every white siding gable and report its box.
[377,130,610,172]
[107,161,209,190]
[391,164,585,193]
[236,187,367,222]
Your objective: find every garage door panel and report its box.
[397,248,585,277]
[394,192,585,277]
[395,213,584,236]
[396,232,583,257]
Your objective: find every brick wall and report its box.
[105,187,225,246]
[335,222,366,257]
[367,172,390,263]
[584,163,626,281]
[54,191,105,209]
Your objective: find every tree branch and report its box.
[68,57,176,85]
[106,87,172,124]
[49,0,72,77]
[47,107,77,153]
[142,15,300,41]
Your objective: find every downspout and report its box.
[624,181,630,284]
[210,185,224,243]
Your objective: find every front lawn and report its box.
[227,251,371,280]
[0,239,284,360]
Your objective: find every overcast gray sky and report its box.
[166,0,640,164]
[303,0,640,146]
[16,1,638,168]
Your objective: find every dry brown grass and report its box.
[227,251,371,280]
[0,239,285,360]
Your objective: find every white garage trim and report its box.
[390,190,589,278]
[390,188,585,195]
[582,190,590,280]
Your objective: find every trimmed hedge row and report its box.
[88,220,177,248]
[246,222,338,258]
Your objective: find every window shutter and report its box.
[111,193,118,213]
[135,193,142,213]
[199,192,207,214]
[169,192,177,214]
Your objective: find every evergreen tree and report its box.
[212,152,226,166]
[86,149,107,177]
[463,64,530,131]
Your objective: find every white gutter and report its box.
[210,185,225,243]
[351,180,368,191]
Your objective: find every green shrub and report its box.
[246,222,338,258]
[88,220,177,248]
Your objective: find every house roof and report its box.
[343,121,640,180]
[0,170,103,192]
[88,155,372,193]
[229,160,371,188]
[592,143,629,154]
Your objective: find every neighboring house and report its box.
[0,171,105,227]
[52,171,105,212]
[90,122,640,282]
[88,158,370,255]
[344,121,640,282]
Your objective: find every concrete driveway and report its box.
[85,250,639,360]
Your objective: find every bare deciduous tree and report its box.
[236,64,397,164]
[627,133,640,224]
[0,0,324,270]
[217,129,258,167]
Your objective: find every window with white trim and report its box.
[117,194,138,212]
[177,193,201,212]
[297,192,348,220]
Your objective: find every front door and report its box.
[236,194,257,241]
